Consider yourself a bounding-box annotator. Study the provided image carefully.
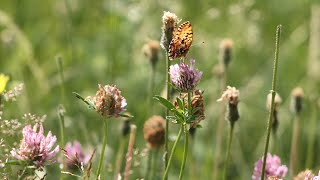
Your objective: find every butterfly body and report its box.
[168,21,193,60]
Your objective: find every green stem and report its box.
[289,115,300,178]
[152,149,160,179]
[178,92,191,180]
[178,124,188,180]
[189,132,197,179]
[162,126,183,180]
[305,100,317,168]
[212,66,227,179]
[187,92,191,113]
[56,57,66,180]
[260,25,282,180]
[57,105,65,180]
[164,53,171,180]
[149,66,156,114]
[56,57,65,105]
[146,149,153,179]
[96,119,108,179]
[63,0,74,62]
[114,137,126,180]
[17,166,27,180]
[124,125,137,180]
[223,122,234,180]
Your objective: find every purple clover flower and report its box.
[252,153,288,180]
[305,171,320,180]
[169,59,202,92]
[63,141,90,170]
[11,123,59,167]
[90,84,127,118]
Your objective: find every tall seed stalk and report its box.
[260,25,282,180]
[56,57,66,180]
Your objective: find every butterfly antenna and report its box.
[191,41,205,48]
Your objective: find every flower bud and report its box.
[219,39,233,68]
[142,40,161,68]
[217,86,240,125]
[290,87,304,115]
[266,92,282,111]
[266,92,281,134]
[121,119,131,137]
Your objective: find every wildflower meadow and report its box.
[0,0,320,179]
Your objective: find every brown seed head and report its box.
[266,92,282,111]
[190,89,205,128]
[162,11,179,33]
[142,40,161,68]
[143,115,165,149]
[121,119,131,137]
[160,11,179,51]
[219,39,233,67]
[217,86,239,105]
[217,86,240,124]
[174,90,205,128]
[290,87,304,114]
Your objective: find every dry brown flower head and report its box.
[217,86,239,105]
[143,115,165,149]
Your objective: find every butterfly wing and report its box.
[168,21,193,59]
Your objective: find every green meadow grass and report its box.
[1,0,319,179]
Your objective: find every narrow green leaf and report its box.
[191,107,200,114]
[5,160,28,166]
[120,113,134,118]
[196,124,202,128]
[172,109,185,121]
[176,97,184,110]
[73,92,95,109]
[175,116,184,124]
[153,95,175,110]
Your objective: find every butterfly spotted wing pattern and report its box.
[168,21,193,59]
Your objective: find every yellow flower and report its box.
[0,74,10,94]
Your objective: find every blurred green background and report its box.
[1,0,320,179]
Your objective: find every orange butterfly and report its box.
[168,21,193,60]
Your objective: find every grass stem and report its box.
[289,115,300,178]
[178,124,188,180]
[57,105,65,180]
[149,66,156,114]
[96,119,108,179]
[223,122,234,180]
[162,125,183,180]
[146,149,153,179]
[114,137,126,179]
[305,100,317,168]
[56,57,66,180]
[164,53,171,180]
[260,25,282,180]
[124,125,137,180]
[212,64,227,179]
[151,149,160,179]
